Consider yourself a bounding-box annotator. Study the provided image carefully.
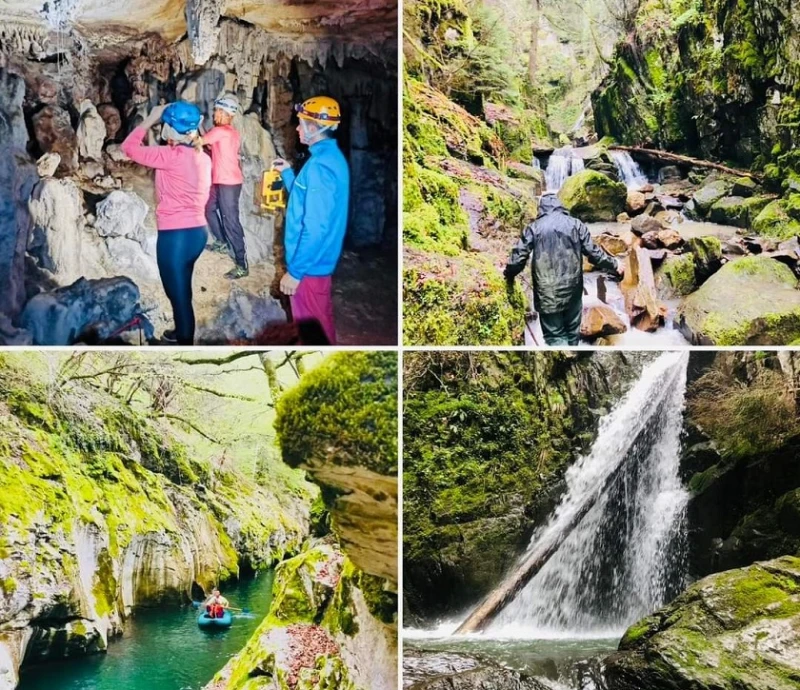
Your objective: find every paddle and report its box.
[192,600,251,614]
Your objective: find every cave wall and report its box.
[0,1,397,341]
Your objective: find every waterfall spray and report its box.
[490,352,690,638]
[610,151,649,189]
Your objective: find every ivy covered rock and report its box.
[275,352,398,584]
[605,556,800,690]
[205,542,396,690]
[677,257,800,345]
[656,254,696,298]
[558,169,627,222]
[708,196,771,228]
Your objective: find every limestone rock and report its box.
[97,104,122,141]
[77,100,107,161]
[80,160,105,180]
[678,256,800,345]
[105,144,128,163]
[36,152,60,178]
[32,105,78,175]
[605,556,800,690]
[558,169,627,222]
[95,190,149,243]
[0,70,28,152]
[580,304,627,339]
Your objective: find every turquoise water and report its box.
[19,571,274,690]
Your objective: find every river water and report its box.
[19,571,274,690]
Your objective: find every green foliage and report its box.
[275,352,398,476]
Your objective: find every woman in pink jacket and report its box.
[121,102,211,345]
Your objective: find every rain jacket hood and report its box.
[504,194,618,313]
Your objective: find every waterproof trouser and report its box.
[538,290,583,346]
[157,226,207,345]
[291,275,336,345]
[206,183,247,267]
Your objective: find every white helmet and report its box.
[214,95,240,115]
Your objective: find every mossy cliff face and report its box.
[275,352,397,587]
[681,351,800,579]
[0,363,310,688]
[403,0,554,345]
[205,541,397,690]
[605,556,800,690]
[402,351,654,621]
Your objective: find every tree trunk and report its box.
[528,0,540,84]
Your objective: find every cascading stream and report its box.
[610,150,649,189]
[545,147,579,192]
[491,351,690,637]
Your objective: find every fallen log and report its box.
[609,145,763,181]
[453,450,631,635]
[620,248,666,332]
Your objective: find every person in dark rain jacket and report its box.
[504,194,623,346]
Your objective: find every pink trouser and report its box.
[291,275,336,344]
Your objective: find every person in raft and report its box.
[271,96,350,345]
[203,588,229,619]
[121,101,211,345]
[200,94,248,279]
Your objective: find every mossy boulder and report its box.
[752,199,800,240]
[732,176,758,197]
[677,257,800,345]
[656,254,696,298]
[687,236,723,282]
[605,556,800,690]
[558,169,627,222]
[708,196,772,228]
[692,180,732,217]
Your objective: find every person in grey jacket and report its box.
[504,194,623,346]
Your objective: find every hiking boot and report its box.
[207,240,229,254]
[225,264,249,279]
[161,328,177,343]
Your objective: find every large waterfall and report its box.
[491,352,690,638]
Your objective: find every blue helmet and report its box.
[162,101,202,135]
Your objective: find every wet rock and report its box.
[732,176,758,197]
[692,179,731,217]
[654,210,682,226]
[581,304,627,339]
[657,228,683,249]
[647,249,667,264]
[595,233,629,256]
[32,105,78,175]
[405,650,549,690]
[722,238,747,255]
[678,256,800,345]
[640,183,654,193]
[657,165,681,183]
[642,200,664,217]
[97,104,122,141]
[558,169,627,222]
[656,254,695,298]
[19,276,144,345]
[743,236,777,254]
[631,214,663,236]
[655,194,682,210]
[709,195,771,228]
[617,212,631,222]
[76,100,106,161]
[688,236,722,282]
[605,556,800,690]
[625,190,646,215]
[751,199,800,240]
[36,152,60,178]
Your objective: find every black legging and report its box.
[156,226,207,345]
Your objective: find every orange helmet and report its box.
[295,96,341,126]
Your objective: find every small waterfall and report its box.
[545,147,581,192]
[492,352,690,637]
[610,151,649,189]
[531,156,541,171]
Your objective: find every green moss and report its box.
[660,254,696,295]
[1,577,17,595]
[708,196,772,228]
[92,548,116,617]
[752,199,800,240]
[558,169,627,222]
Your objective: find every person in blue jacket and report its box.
[272,96,350,345]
